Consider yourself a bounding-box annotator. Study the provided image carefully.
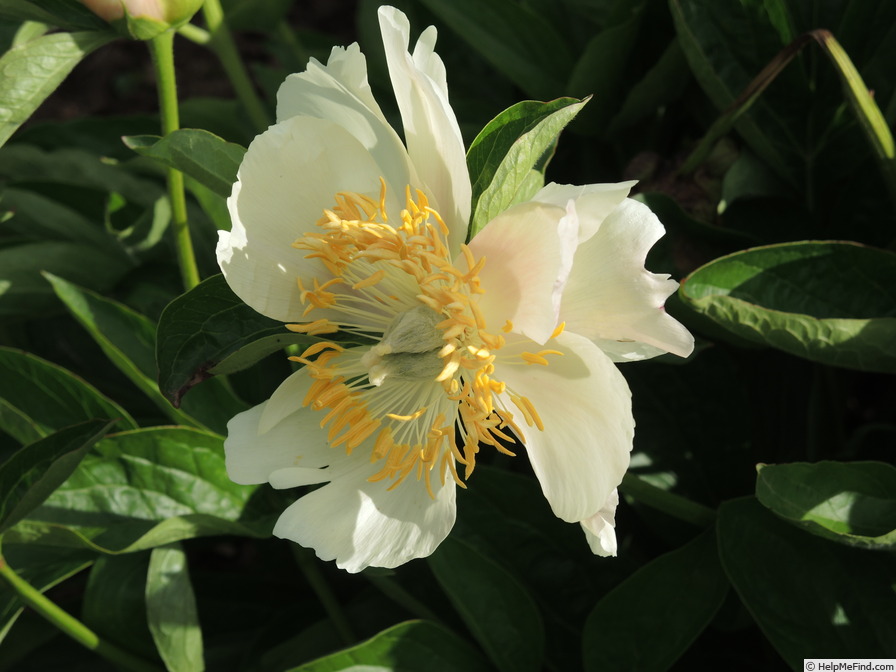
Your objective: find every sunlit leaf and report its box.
[0,30,113,148]
[466,97,587,238]
[756,461,896,550]
[0,0,108,31]
[679,241,896,373]
[147,543,205,672]
[5,427,275,553]
[0,419,113,533]
[287,620,491,672]
[123,130,246,199]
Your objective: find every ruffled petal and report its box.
[273,460,457,573]
[581,489,619,557]
[378,6,471,243]
[467,201,571,344]
[218,115,394,322]
[533,181,635,241]
[495,331,633,523]
[276,42,417,194]
[560,198,694,359]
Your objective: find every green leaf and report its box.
[5,427,273,553]
[0,419,113,533]
[466,97,587,238]
[146,543,205,672]
[582,528,728,671]
[718,497,896,666]
[416,0,573,100]
[670,0,896,191]
[669,0,804,182]
[157,274,300,406]
[11,21,49,48]
[220,0,292,31]
[0,240,132,318]
[0,543,94,643]
[123,130,246,199]
[0,347,136,442]
[0,30,113,148]
[0,187,117,250]
[287,620,491,672]
[452,465,614,671]
[0,1,108,31]
[566,0,646,133]
[607,40,691,133]
[678,241,896,373]
[756,461,896,550]
[82,553,158,661]
[427,536,544,672]
[0,144,164,208]
[209,333,318,376]
[45,273,245,434]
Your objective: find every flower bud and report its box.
[80,0,203,40]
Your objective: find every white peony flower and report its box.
[217,5,694,573]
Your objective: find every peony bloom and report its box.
[218,6,694,573]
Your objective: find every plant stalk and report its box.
[148,29,200,292]
[0,555,162,672]
[202,0,271,132]
[620,473,716,528]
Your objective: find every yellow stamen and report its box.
[285,181,557,497]
[386,407,428,421]
[286,319,339,335]
[352,269,386,290]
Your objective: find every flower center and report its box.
[285,181,547,495]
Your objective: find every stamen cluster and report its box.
[286,182,526,495]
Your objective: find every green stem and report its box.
[0,555,162,672]
[177,22,210,45]
[678,33,812,176]
[148,29,200,292]
[202,0,271,132]
[365,574,442,623]
[620,473,716,528]
[291,546,355,645]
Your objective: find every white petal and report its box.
[258,368,310,434]
[218,115,389,322]
[581,489,619,557]
[226,369,353,487]
[467,201,570,344]
[495,331,633,523]
[533,181,636,241]
[225,397,329,487]
[273,461,457,573]
[560,198,694,359]
[275,43,416,194]
[378,6,471,243]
